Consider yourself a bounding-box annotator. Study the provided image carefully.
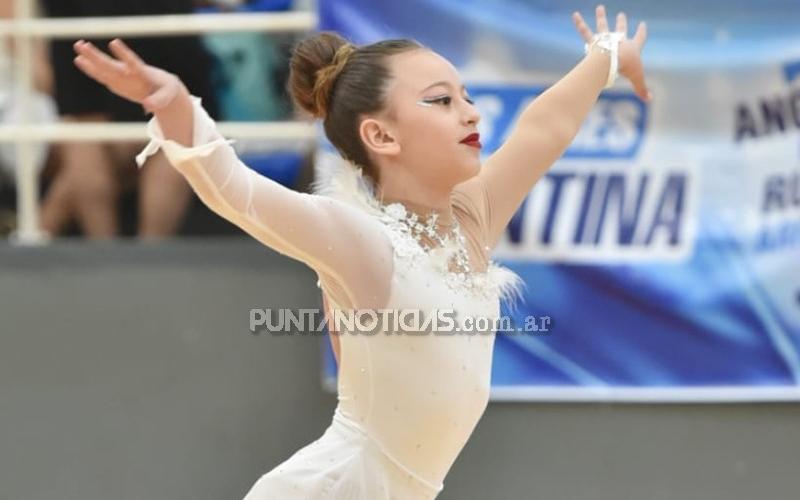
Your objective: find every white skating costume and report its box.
[137,97,524,499]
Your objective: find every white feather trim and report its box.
[312,154,526,308]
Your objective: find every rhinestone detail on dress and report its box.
[377,201,501,300]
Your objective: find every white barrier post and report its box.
[11,0,45,245]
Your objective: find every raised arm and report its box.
[458,5,650,248]
[72,39,393,309]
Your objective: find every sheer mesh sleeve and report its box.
[450,185,490,271]
[135,96,393,311]
[452,175,508,252]
[451,181,493,263]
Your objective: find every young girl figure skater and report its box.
[72,5,649,498]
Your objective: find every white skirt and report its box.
[242,408,442,500]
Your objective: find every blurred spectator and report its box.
[0,1,58,236]
[38,0,220,240]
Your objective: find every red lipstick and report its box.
[460,132,481,149]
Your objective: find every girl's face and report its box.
[365,48,482,191]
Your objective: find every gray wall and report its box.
[1,240,797,500]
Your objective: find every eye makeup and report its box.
[417,96,449,107]
[416,95,475,107]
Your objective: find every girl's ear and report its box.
[359,118,401,157]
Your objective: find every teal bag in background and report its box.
[201,31,304,188]
[203,32,289,121]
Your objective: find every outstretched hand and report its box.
[73,38,186,113]
[572,5,651,102]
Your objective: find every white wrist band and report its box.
[584,32,624,88]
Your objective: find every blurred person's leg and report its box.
[107,141,192,239]
[40,114,120,238]
[38,151,75,237]
[138,152,192,238]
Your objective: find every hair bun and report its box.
[289,32,356,119]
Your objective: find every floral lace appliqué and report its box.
[377,202,513,301]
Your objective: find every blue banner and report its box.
[318,0,800,401]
